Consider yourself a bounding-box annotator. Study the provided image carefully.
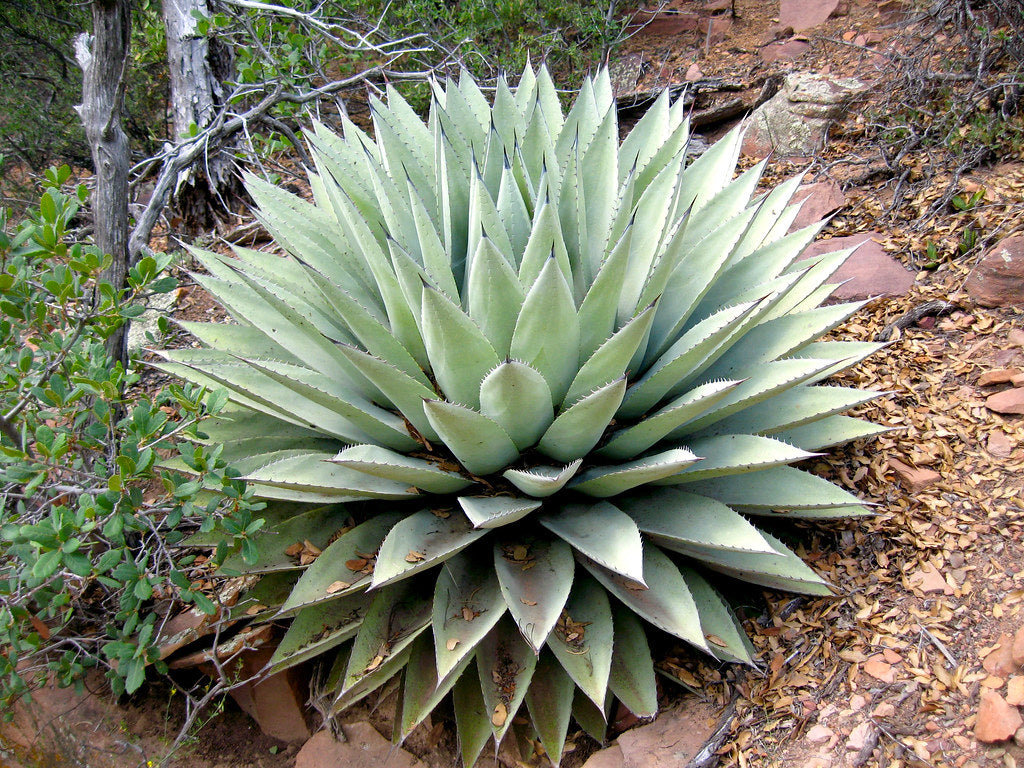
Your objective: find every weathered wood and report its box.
[76,0,130,367]
[162,0,240,232]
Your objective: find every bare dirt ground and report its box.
[4,1,1024,767]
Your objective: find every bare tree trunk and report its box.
[162,0,240,233]
[76,0,130,370]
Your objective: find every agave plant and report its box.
[158,66,884,764]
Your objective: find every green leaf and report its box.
[458,496,542,529]
[476,616,539,743]
[608,604,658,718]
[679,565,752,663]
[494,536,574,651]
[525,652,575,767]
[547,574,613,709]
[536,377,626,463]
[269,592,370,673]
[683,465,868,511]
[330,444,473,494]
[371,508,487,589]
[659,434,817,484]
[478,359,554,451]
[564,303,656,408]
[502,460,582,498]
[243,451,419,500]
[540,501,644,582]
[432,551,507,680]
[422,399,520,476]
[398,631,472,740]
[569,448,700,497]
[453,664,493,768]
[465,237,524,357]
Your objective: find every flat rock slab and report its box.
[581,698,720,768]
[296,723,424,768]
[780,0,841,31]
[965,235,1024,308]
[800,232,915,300]
[790,180,846,232]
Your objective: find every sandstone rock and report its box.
[705,15,731,45]
[799,233,914,301]
[615,698,718,768]
[227,642,311,743]
[965,236,1024,307]
[978,368,1023,386]
[975,690,1023,743]
[581,744,625,768]
[1013,626,1024,667]
[685,63,704,81]
[780,0,840,31]
[806,723,834,744]
[862,656,895,683]
[988,431,1016,458]
[296,724,424,768]
[908,562,951,594]
[626,10,701,35]
[846,721,874,751]
[743,73,868,158]
[759,39,811,64]
[987,387,1024,415]
[983,634,1018,678]
[1009,328,1024,348]
[887,458,940,491]
[872,702,896,718]
[1008,677,1024,706]
[790,180,846,232]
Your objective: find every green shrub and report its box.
[0,167,259,713]
[160,67,884,763]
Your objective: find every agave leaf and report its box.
[226,571,299,622]
[467,159,515,262]
[176,319,301,365]
[674,530,834,596]
[479,360,554,451]
[458,496,543,529]
[494,536,574,651]
[569,448,700,498]
[335,344,440,443]
[497,161,532,259]
[510,257,580,405]
[535,65,565,139]
[754,505,876,520]
[772,414,891,451]
[466,237,525,356]
[706,301,870,379]
[342,580,432,694]
[331,643,413,715]
[540,502,644,583]
[280,513,405,613]
[269,591,370,674]
[730,173,805,262]
[697,384,880,438]
[398,631,473,741]
[608,604,658,718]
[669,357,842,437]
[599,379,741,460]
[576,223,634,363]
[677,123,744,213]
[572,687,610,743]
[518,200,573,292]
[371,508,488,589]
[404,176,460,299]
[580,107,619,276]
[242,358,420,452]
[503,460,582,498]
[618,89,670,186]
[679,566,753,664]
[536,377,626,463]
[524,652,575,767]
[243,452,420,499]
[477,616,539,743]
[330,444,473,494]
[683,465,868,510]
[433,551,508,680]
[453,662,493,768]
[680,160,767,247]
[421,282,501,410]
[547,574,613,708]
[422,399,520,476]
[661,434,817,484]
[580,545,708,653]
[564,304,656,408]
[620,300,762,418]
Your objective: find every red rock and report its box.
[1013,627,1024,667]
[759,39,811,63]
[581,744,626,768]
[988,431,1016,458]
[965,236,1024,308]
[626,10,701,35]
[846,721,874,751]
[800,233,914,301]
[978,368,1023,386]
[987,387,1024,415]
[790,181,846,232]
[1009,329,1024,348]
[908,562,951,594]
[296,723,424,768]
[685,63,704,81]
[705,15,731,45]
[862,656,895,683]
[806,723,834,743]
[227,641,311,743]
[615,698,718,768]
[887,458,940,491]
[1007,677,1024,706]
[1013,373,1024,387]
[780,0,841,31]
[983,634,1018,678]
[975,690,1023,743]
[872,702,896,718]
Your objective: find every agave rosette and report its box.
[158,66,884,763]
